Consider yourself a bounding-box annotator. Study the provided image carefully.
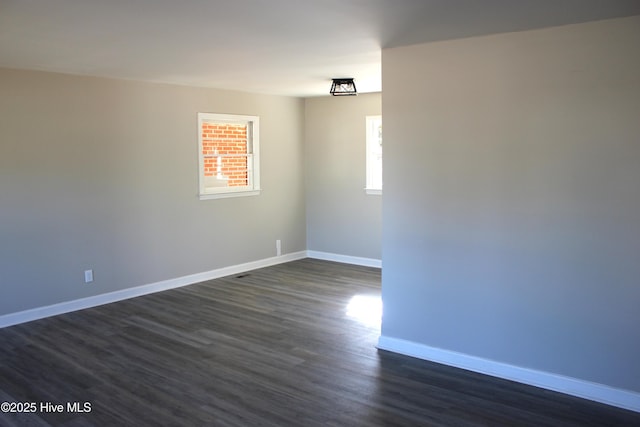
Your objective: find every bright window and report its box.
[366,115,382,195]
[198,113,260,200]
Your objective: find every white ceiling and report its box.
[1,0,639,97]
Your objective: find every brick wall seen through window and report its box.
[201,123,248,187]
[197,113,260,200]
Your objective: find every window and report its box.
[366,115,382,195]
[198,113,260,200]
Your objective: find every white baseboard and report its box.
[0,251,307,329]
[377,335,640,413]
[306,250,381,268]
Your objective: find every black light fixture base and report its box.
[330,78,357,96]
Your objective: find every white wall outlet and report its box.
[84,269,94,283]
[276,239,282,256]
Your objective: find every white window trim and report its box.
[198,113,260,200]
[200,189,261,200]
[365,115,382,195]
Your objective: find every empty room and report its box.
[1,1,639,425]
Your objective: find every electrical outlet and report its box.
[276,239,282,256]
[84,269,94,283]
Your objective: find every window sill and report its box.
[365,188,382,196]
[199,190,261,200]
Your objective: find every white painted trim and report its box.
[306,250,381,268]
[377,335,640,413]
[0,251,307,329]
[199,190,260,200]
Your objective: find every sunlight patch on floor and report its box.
[346,294,382,328]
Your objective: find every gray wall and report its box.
[0,69,306,316]
[381,16,640,392]
[305,93,382,260]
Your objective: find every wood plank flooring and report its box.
[0,258,638,426]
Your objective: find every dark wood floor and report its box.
[1,259,638,426]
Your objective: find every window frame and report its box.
[365,115,382,195]
[197,113,260,200]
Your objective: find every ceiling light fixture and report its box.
[330,78,357,96]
